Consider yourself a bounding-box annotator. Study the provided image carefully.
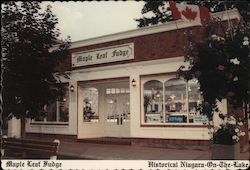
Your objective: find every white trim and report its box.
[72,43,134,67]
[70,56,185,74]
[69,9,240,50]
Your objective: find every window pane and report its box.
[106,88,111,94]
[120,88,125,93]
[83,88,99,122]
[46,102,57,122]
[165,78,187,123]
[144,80,163,123]
[188,79,207,124]
[123,99,130,121]
[107,98,117,122]
[59,90,69,122]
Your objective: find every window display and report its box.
[34,85,69,123]
[143,80,163,123]
[82,88,99,122]
[142,76,206,124]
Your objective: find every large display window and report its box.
[33,85,69,123]
[142,75,207,125]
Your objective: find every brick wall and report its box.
[56,26,204,72]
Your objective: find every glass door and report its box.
[105,93,130,137]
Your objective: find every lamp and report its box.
[131,79,136,87]
[69,85,74,92]
[155,91,161,98]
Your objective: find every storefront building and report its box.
[25,9,243,147]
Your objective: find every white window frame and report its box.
[32,90,69,124]
[141,74,206,125]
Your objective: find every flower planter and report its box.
[212,143,240,160]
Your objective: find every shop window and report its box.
[34,86,69,123]
[165,78,187,123]
[143,80,163,123]
[82,88,99,122]
[142,77,206,124]
[46,102,57,122]
[188,79,203,123]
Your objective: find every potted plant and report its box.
[212,114,245,159]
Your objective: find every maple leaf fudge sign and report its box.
[72,43,134,67]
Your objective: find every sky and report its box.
[41,1,145,42]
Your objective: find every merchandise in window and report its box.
[142,77,207,124]
[82,87,99,122]
[144,80,163,123]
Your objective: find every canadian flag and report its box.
[169,1,211,25]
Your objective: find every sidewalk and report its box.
[57,140,249,160]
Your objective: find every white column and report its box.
[68,81,78,135]
[98,86,106,136]
[77,85,84,138]
[129,67,140,137]
[8,116,21,138]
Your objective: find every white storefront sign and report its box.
[72,43,134,67]
[193,115,208,124]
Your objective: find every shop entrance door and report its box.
[105,93,130,137]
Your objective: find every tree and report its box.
[178,19,250,118]
[1,2,70,127]
[136,0,250,27]
[137,1,250,149]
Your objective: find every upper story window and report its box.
[142,75,206,125]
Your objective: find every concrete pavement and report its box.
[57,140,249,160]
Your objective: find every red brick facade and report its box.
[56,26,204,72]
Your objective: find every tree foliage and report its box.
[2,2,71,119]
[136,0,250,27]
[137,1,250,120]
[178,19,250,120]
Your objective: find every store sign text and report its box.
[72,43,134,67]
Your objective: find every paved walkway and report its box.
[57,140,249,160]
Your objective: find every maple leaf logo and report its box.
[181,6,197,21]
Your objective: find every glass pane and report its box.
[122,96,130,121]
[83,88,99,122]
[107,98,117,122]
[46,102,57,122]
[120,88,125,93]
[188,79,207,124]
[106,88,111,94]
[144,80,163,123]
[111,88,116,94]
[165,78,187,123]
[59,90,69,122]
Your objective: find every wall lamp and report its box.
[69,85,75,92]
[131,79,136,87]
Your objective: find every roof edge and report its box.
[69,9,240,49]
